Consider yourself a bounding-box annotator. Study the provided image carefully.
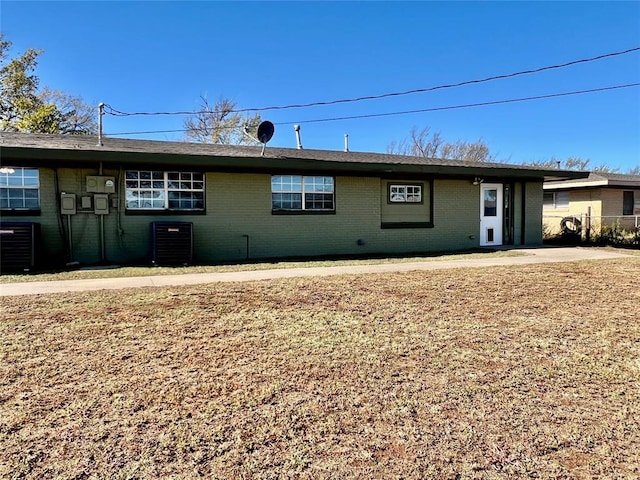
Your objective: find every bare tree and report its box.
[524,157,619,173]
[390,123,628,172]
[387,125,495,162]
[183,96,262,145]
[39,88,96,134]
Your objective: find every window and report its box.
[623,191,635,215]
[381,179,433,228]
[271,175,334,212]
[543,191,569,209]
[484,188,498,216]
[389,184,422,203]
[125,171,204,211]
[0,167,40,210]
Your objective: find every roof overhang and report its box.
[1,132,590,182]
[545,174,640,190]
[544,179,609,190]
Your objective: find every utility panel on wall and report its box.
[86,176,116,193]
[60,193,76,215]
[94,194,110,215]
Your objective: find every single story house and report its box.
[543,172,640,237]
[1,132,587,270]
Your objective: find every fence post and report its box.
[586,207,591,243]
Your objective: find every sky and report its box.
[2,1,639,171]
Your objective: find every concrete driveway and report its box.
[0,246,634,297]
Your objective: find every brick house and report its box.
[543,172,640,238]
[0,132,587,270]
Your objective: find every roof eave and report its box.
[0,138,590,181]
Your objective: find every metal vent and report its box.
[0,222,40,273]
[150,222,194,266]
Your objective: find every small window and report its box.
[543,191,569,209]
[484,189,497,216]
[271,175,334,212]
[125,170,204,211]
[0,167,40,210]
[623,191,634,215]
[389,184,422,203]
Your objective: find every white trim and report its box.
[480,183,503,246]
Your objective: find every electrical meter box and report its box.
[94,194,110,215]
[86,176,116,193]
[60,193,77,215]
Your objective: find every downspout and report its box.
[54,168,71,264]
[242,234,250,260]
[99,161,106,263]
[520,181,526,245]
[97,103,106,262]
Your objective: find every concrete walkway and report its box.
[0,246,634,297]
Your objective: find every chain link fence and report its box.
[543,214,640,247]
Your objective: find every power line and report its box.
[282,83,640,124]
[104,82,640,136]
[103,46,640,117]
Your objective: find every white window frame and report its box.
[0,167,40,210]
[389,184,422,203]
[271,175,335,212]
[125,170,205,211]
[543,191,569,209]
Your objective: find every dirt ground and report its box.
[1,258,639,479]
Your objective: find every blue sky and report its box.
[2,1,639,171]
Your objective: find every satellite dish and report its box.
[257,121,275,144]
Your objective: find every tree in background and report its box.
[39,88,97,134]
[0,34,96,134]
[387,126,496,162]
[183,96,262,145]
[389,125,638,173]
[523,157,620,173]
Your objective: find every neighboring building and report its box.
[0,132,587,270]
[543,172,640,237]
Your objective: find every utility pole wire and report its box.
[103,46,640,117]
[104,82,640,136]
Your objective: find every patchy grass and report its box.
[0,249,525,283]
[1,258,639,479]
[597,245,640,256]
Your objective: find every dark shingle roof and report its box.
[1,132,588,181]
[545,171,640,189]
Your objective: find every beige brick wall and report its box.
[542,188,640,235]
[543,189,601,236]
[601,188,639,230]
[601,189,624,218]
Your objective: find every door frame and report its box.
[480,183,503,246]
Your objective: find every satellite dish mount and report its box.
[257,121,275,156]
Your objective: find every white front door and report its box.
[480,183,503,246]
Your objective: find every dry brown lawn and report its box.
[1,258,639,479]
